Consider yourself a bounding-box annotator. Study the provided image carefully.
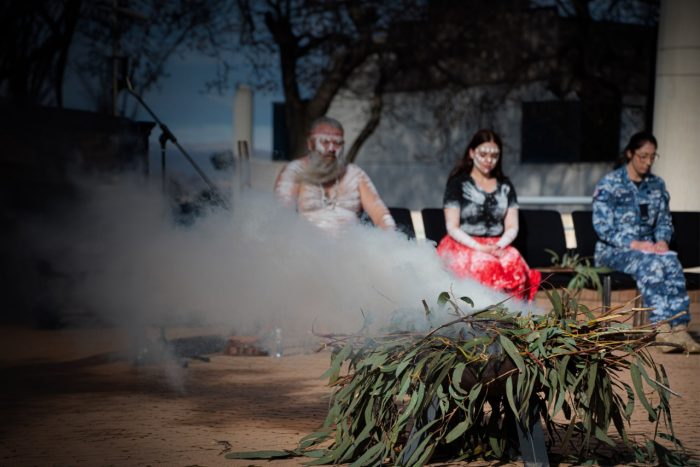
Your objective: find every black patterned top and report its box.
[443,173,518,237]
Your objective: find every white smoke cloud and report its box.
[20,174,541,357]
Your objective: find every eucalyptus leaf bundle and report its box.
[227,289,695,466]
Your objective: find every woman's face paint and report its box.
[470,142,500,175]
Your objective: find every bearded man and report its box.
[274,117,396,233]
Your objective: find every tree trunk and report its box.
[345,89,384,163]
[284,100,310,159]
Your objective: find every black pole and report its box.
[159,130,168,194]
[124,77,230,210]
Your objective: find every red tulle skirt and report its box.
[436,235,541,301]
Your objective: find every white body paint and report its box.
[275,160,394,233]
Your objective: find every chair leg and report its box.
[602,275,611,310]
[632,293,644,327]
[515,401,550,466]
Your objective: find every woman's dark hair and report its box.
[449,129,505,180]
[614,130,658,168]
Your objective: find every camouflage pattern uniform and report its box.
[592,166,689,325]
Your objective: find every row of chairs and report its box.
[388,207,700,309]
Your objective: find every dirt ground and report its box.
[1,299,699,467]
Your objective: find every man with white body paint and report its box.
[274,117,396,233]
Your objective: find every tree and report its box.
[0,0,237,115]
[234,0,544,161]
[230,0,658,162]
[1,0,659,162]
[0,1,82,107]
[76,0,238,116]
[232,0,429,161]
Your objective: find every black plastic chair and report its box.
[420,208,447,245]
[670,211,700,291]
[571,210,639,310]
[513,209,568,267]
[514,209,572,288]
[388,207,416,240]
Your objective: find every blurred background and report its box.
[1,0,698,327]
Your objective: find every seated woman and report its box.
[436,129,540,301]
[593,130,699,353]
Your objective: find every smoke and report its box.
[18,174,540,356]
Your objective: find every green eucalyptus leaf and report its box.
[298,429,332,449]
[320,343,352,384]
[488,433,504,457]
[445,419,471,443]
[585,361,598,404]
[548,289,563,317]
[460,296,475,307]
[505,375,519,417]
[402,420,440,466]
[499,335,525,374]
[630,362,658,422]
[395,352,415,377]
[397,371,412,399]
[253,289,691,466]
[302,449,329,458]
[348,442,385,467]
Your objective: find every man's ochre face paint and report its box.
[313,134,345,158]
[308,123,345,159]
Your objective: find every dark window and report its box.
[521,98,620,163]
[272,102,290,161]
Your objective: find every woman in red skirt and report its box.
[437,129,540,301]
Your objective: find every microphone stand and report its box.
[124,77,230,210]
[158,127,171,193]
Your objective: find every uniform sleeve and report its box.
[592,178,634,248]
[443,175,462,209]
[653,179,673,243]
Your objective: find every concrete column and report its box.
[233,84,253,155]
[233,84,254,190]
[652,0,700,211]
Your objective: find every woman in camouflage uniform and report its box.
[592,131,699,353]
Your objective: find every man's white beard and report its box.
[297,151,348,185]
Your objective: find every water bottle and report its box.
[274,328,283,358]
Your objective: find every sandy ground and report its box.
[1,304,699,467]
[0,325,335,467]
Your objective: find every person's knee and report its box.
[499,248,524,264]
